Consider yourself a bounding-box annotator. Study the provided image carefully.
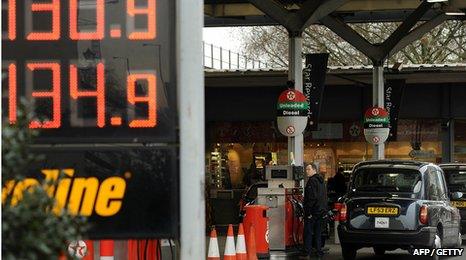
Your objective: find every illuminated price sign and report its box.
[2,0,176,143]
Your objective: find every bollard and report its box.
[334,203,342,244]
[100,240,114,260]
[83,240,94,260]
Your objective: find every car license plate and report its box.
[366,207,399,216]
[451,201,466,208]
[375,217,389,229]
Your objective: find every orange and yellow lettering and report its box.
[41,169,60,196]
[68,177,99,216]
[52,169,75,214]
[11,178,40,205]
[2,180,16,204]
[95,177,126,216]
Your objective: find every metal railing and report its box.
[203,41,270,70]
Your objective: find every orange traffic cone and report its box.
[224,224,237,260]
[247,225,258,260]
[236,223,247,260]
[207,227,220,260]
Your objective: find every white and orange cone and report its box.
[207,227,220,260]
[236,223,247,260]
[224,224,237,260]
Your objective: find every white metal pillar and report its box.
[372,65,385,159]
[177,0,205,259]
[288,35,304,166]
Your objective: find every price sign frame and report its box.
[2,0,177,144]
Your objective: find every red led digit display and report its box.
[127,0,156,40]
[26,0,60,40]
[69,0,105,40]
[8,0,16,40]
[2,0,175,143]
[70,63,106,128]
[8,63,17,124]
[27,63,61,129]
[127,73,157,128]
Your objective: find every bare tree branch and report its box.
[237,21,465,67]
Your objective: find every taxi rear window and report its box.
[352,168,422,194]
[444,169,466,195]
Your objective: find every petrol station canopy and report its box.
[205,0,466,27]
[203,0,466,164]
[205,64,466,87]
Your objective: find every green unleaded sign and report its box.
[277,90,309,117]
[363,107,390,144]
[364,107,389,128]
[276,90,308,137]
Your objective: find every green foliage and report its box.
[2,101,88,260]
[2,101,39,183]
[2,187,88,260]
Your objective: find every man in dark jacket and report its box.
[333,167,347,198]
[303,163,328,257]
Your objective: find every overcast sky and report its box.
[203,27,243,53]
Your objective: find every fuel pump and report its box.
[257,165,304,252]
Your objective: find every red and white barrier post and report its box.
[99,240,114,260]
[334,203,342,244]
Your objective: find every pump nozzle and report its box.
[290,152,295,165]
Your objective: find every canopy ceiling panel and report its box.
[204,0,466,26]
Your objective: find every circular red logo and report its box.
[372,136,380,143]
[286,125,295,135]
[364,107,388,118]
[68,240,87,259]
[286,91,296,101]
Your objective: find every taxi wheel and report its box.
[341,245,357,260]
[373,247,386,256]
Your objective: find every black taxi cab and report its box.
[440,163,466,235]
[338,160,462,260]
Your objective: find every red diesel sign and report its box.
[276,89,308,137]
